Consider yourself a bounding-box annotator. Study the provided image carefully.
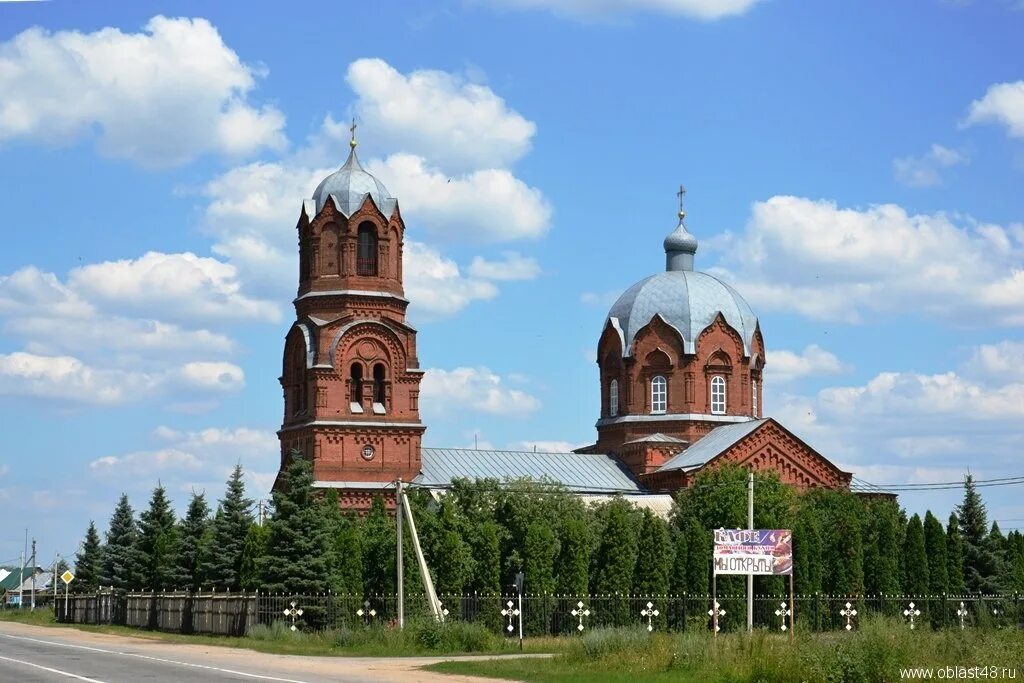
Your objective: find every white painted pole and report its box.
[747,471,754,633]
[401,489,443,621]
[18,550,24,610]
[396,479,404,629]
[30,539,36,611]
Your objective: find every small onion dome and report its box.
[311,148,396,217]
[664,212,699,272]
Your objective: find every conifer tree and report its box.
[207,465,254,590]
[946,513,966,594]
[669,529,688,595]
[524,519,558,632]
[863,503,901,599]
[74,521,103,592]
[592,498,638,625]
[100,494,143,590]
[1009,532,1024,592]
[331,515,363,596]
[792,508,823,629]
[137,484,182,590]
[361,495,396,596]
[902,514,930,616]
[175,492,211,591]
[555,516,590,598]
[239,523,269,591]
[470,518,502,595]
[258,453,331,595]
[431,498,473,596]
[923,511,948,597]
[633,510,670,597]
[684,514,710,596]
[956,475,1000,593]
[987,522,1010,590]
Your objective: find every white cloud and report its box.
[89,448,203,475]
[965,340,1024,383]
[366,154,551,243]
[963,80,1024,138]
[478,0,763,21]
[346,58,535,171]
[468,252,541,281]
[0,16,285,167]
[403,241,499,321]
[764,345,848,383]
[68,252,279,324]
[893,144,967,187]
[0,352,244,406]
[712,196,1024,325]
[420,366,541,417]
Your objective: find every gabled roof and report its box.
[0,567,40,592]
[416,447,642,494]
[623,433,688,446]
[657,419,768,472]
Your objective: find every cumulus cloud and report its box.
[893,144,967,187]
[403,242,499,321]
[0,352,244,406]
[711,196,1024,325]
[468,252,541,281]
[963,80,1024,138]
[965,340,1024,383]
[420,366,541,417]
[765,345,848,383]
[345,58,535,171]
[0,16,285,167]
[477,0,763,21]
[366,153,551,243]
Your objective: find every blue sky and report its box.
[1,0,1023,565]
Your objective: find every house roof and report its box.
[622,433,688,446]
[0,567,39,592]
[657,419,768,472]
[416,447,642,494]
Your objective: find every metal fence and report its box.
[57,591,1024,636]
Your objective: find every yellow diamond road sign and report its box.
[61,570,74,585]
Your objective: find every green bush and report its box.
[575,626,653,659]
[409,618,499,652]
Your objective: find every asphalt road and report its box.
[0,621,521,683]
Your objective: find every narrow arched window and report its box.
[752,381,758,417]
[711,375,726,415]
[373,363,386,412]
[651,375,667,414]
[357,223,378,276]
[350,363,363,412]
[609,379,619,417]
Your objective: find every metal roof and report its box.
[657,418,768,472]
[606,270,759,357]
[416,447,642,494]
[311,149,397,217]
[577,494,676,519]
[622,432,688,445]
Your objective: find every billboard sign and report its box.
[713,529,792,575]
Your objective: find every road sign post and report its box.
[61,570,74,621]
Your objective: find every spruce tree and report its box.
[956,475,999,593]
[239,523,269,591]
[361,495,396,596]
[987,522,1010,590]
[946,513,966,594]
[100,493,144,590]
[923,511,948,596]
[175,492,211,591]
[136,484,182,590]
[207,465,255,590]
[258,453,331,595]
[555,516,590,598]
[902,514,930,617]
[74,521,103,592]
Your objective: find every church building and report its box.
[275,129,851,511]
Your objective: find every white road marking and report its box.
[0,653,109,682]
[0,632,314,683]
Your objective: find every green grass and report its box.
[425,619,1024,682]
[0,608,560,657]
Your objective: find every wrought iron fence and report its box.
[57,591,1024,636]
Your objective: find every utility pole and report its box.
[747,471,754,633]
[30,538,36,611]
[257,500,264,527]
[396,478,404,629]
[18,550,24,609]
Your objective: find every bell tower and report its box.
[277,122,425,508]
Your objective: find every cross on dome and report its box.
[664,184,699,271]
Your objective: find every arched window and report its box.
[651,375,667,414]
[752,381,758,417]
[350,363,363,412]
[609,379,619,417]
[711,375,726,415]
[373,363,386,413]
[357,223,378,276]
